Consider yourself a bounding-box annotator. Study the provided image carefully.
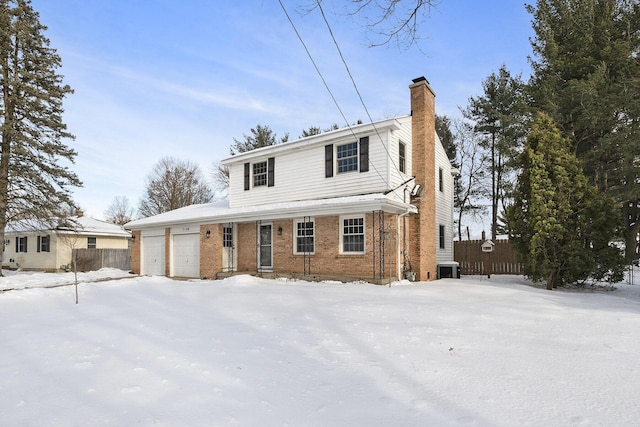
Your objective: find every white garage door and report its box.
[142,236,165,276]
[172,233,200,278]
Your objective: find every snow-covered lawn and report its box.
[1,270,639,426]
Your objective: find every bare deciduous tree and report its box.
[452,118,488,240]
[104,196,135,225]
[138,157,213,218]
[315,0,440,49]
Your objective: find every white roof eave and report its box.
[127,195,416,230]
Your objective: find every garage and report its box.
[172,233,200,278]
[142,235,165,276]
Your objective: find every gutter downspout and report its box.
[399,185,414,281]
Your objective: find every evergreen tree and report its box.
[527,0,640,260]
[0,0,81,266]
[229,124,289,155]
[300,126,321,138]
[435,114,457,161]
[138,157,213,217]
[463,65,529,240]
[507,113,625,290]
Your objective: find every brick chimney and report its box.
[408,77,437,281]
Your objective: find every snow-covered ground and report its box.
[1,269,639,426]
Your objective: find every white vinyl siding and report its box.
[435,133,455,264]
[388,119,413,189]
[225,118,410,208]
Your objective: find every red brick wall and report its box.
[409,78,437,281]
[233,213,399,281]
[164,228,171,276]
[236,222,257,272]
[200,224,222,279]
[130,230,141,274]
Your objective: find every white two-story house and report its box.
[125,77,457,283]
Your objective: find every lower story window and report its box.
[88,236,97,249]
[341,216,365,253]
[295,219,314,254]
[16,236,27,253]
[38,235,50,253]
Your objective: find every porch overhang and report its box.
[125,193,417,230]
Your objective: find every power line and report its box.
[315,0,404,179]
[278,0,397,198]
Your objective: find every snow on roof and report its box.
[6,216,131,238]
[125,194,416,230]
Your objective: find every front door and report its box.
[222,224,236,272]
[258,223,272,271]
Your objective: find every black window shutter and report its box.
[325,144,333,178]
[24,236,27,252]
[37,236,41,253]
[244,163,250,191]
[267,157,275,187]
[15,237,18,252]
[359,136,369,172]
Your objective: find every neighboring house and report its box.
[3,215,131,272]
[125,77,457,283]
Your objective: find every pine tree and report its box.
[229,124,289,155]
[507,113,625,289]
[0,0,81,267]
[527,0,640,261]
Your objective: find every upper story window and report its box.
[337,142,359,173]
[244,157,275,191]
[439,224,445,249]
[15,236,27,253]
[37,235,50,253]
[341,216,365,253]
[325,137,369,178]
[294,219,315,254]
[253,161,268,187]
[88,236,97,249]
[439,167,444,192]
[399,142,406,173]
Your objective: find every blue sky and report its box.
[31,0,534,220]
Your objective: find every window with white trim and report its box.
[15,236,27,253]
[341,216,365,253]
[88,236,97,249]
[253,161,268,187]
[37,235,50,253]
[439,224,445,249]
[439,167,444,192]
[294,219,315,254]
[399,142,406,173]
[337,142,358,173]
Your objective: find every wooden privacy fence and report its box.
[454,239,523,275]
[73,248,131,272]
